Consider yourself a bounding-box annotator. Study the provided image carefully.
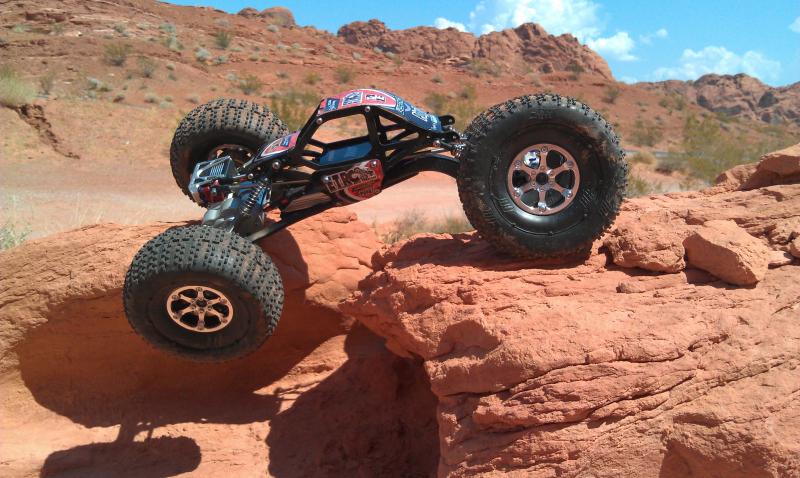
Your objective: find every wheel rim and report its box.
[207,143,254,167]
[506,143,580,215]
[166,285,234,333]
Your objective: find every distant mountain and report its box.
[337,19,613,79]
[641,74,800,126]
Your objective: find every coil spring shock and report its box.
[240,178,270,218]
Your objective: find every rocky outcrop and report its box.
[337,19,612,78]
[0,211,438,477]
[642,74,800,126]
[237,6,295,26]
[343,147,800,477]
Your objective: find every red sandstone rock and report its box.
[683,219,770,285]
[604,210,688,272]
[343,155,800,477]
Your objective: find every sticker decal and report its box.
[322,159,384,202]
[259,132,298,158]
[315,88,441,132]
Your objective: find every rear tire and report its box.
[123,225,283,361]
[170,98,288,200]
[457,94,628,259]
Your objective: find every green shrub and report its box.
[334,65,355,84]
[629,119,663,147]
[138,56,158,78]
[276,71,289,80]
[267,24,279,33]
[237,74,263,95]
[104,43,131,66]
[113,92,125,103]
[603,85,621,104]
[269,89,318,130]
[161,34,182,51]
[144,93,159,103]
[379,211,473,244]
[113,23,127,34]
[12,24,29,33]
[195,48,211,62]
[679,115,785,183]
[187,94,200,104]
[213,55,228,65]
[214,30,233,49]
[431,74,443,84]
[165,62,175,71]
[0,66,36,107]
[0,222,30,250]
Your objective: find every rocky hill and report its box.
[337,20,612,78]
[1,145,799,476]
[641,73,800,126]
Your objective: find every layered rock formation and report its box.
[2,147,800,476]
[642,74,800,126]
[343,148,800,476]
[337,19,612,78]
[0,210,438,477]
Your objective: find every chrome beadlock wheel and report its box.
[166,285,234,333]
[506,143,580,215]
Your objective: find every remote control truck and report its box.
[123,90,628,360]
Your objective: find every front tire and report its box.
[457,94,628,259]
[123,225,283,361]
[170,98,288,200]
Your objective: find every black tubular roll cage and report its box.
[242,96,464,242]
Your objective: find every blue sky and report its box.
[167,0,800,86]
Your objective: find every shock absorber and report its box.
[239,178,270,217]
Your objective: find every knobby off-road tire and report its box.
[170,98,288,199]
[123,225,283,361]
[457,94,628,259]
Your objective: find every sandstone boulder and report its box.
[683,220,770,286]
[604,211,688,272]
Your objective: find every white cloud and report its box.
[587,32,637,61]
[652,46,781,82]
[640,27,668,45]
[467,0,602,42]
[620,76,638,84]
[790,16,800,33]
[434,17,467,32]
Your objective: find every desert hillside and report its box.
[1,1,798,242]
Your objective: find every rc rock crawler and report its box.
[124,90,628,360]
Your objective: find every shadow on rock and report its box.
[267,325,439,478]
[376,233,595,271]
[40,436,200,478]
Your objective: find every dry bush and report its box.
[304,72,321,85]
[214,30,233,49]
[334,65,355,84]
[237,75,263,95]
[379,210,474,244]
[603,85,621,104]
[104,43,131,66]
[629,119,663,147]
[269,89,318,130]
[424,85,483,130]
[625,174,663,198]
[631,150,655,165]
[138,56,157,78]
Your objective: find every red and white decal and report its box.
[322,160,384,202]
[260,132,298,158]
[317,89,397,115]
